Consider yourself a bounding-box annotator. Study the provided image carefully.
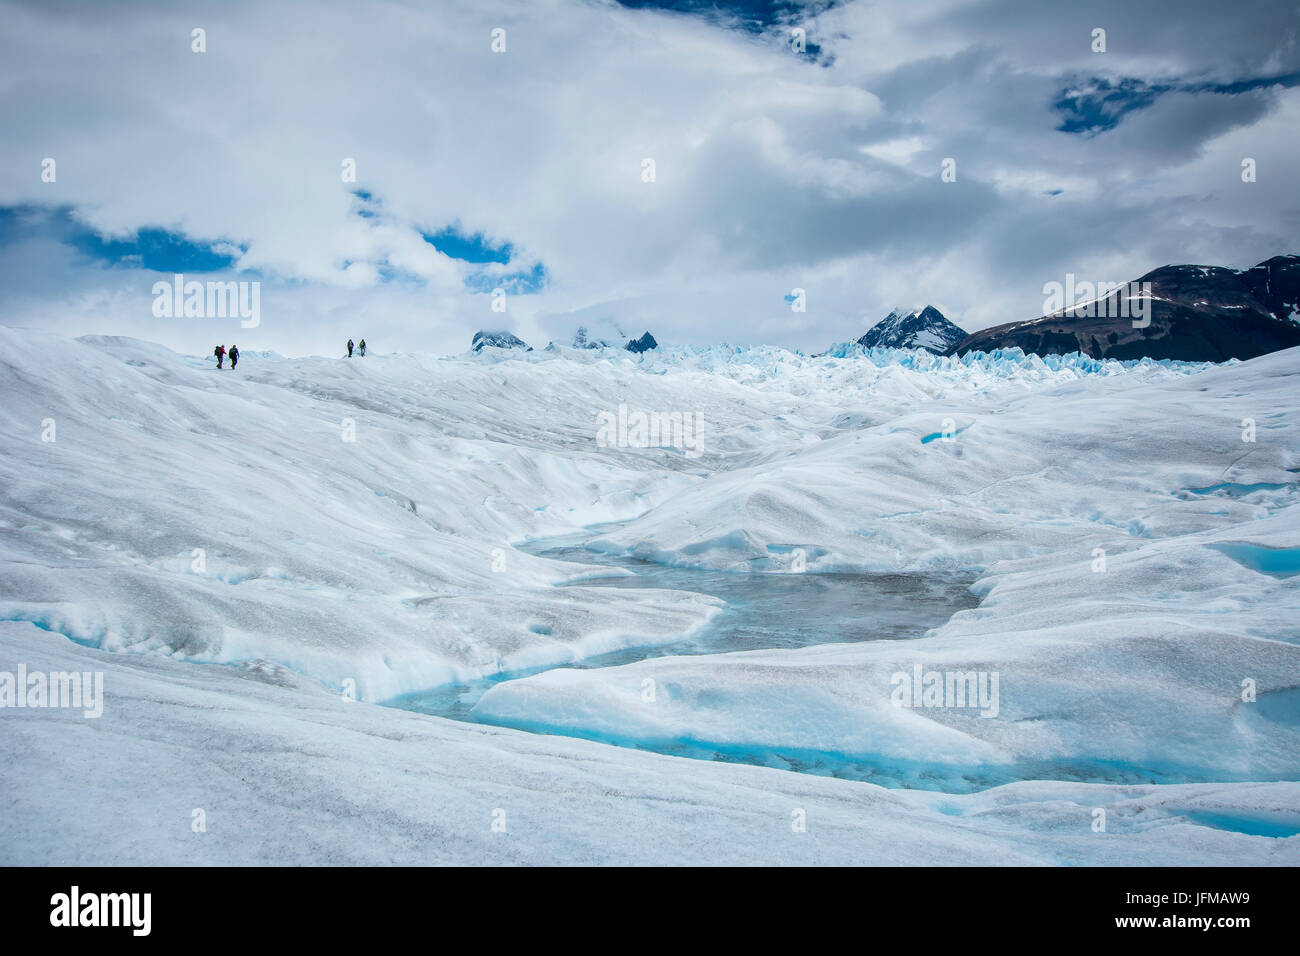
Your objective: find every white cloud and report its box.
[0,0,1295,356]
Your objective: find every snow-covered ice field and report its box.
[2,327,1297,864]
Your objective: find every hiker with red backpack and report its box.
[214,344,225,369]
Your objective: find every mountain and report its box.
[471,330,531,352]
[572,327,606,349]
[572,326,621,349]
[1237,255,1300,325]
[856,305,966,353]
[626,331,658,353]
[948,256,1300,362]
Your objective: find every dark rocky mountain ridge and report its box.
[947,256,1300,362]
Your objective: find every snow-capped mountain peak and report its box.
[856,305,966,353]
[471,330,531,352]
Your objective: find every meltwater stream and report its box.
[385,534,1300,800]
[392,530,979,725]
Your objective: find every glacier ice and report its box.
[1,326,1297,864]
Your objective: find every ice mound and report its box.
[1,328,742,699]
[471,348,1300,790]
[2,325,1298,864]
[3,619,1297,864]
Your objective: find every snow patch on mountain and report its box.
[856,305,966,353]
[471,330,530,352]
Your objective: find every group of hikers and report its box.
[212,338,368,369]
[213,344,239,369]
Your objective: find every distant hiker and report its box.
[214,344,225,369]
[347,338,354,358]
[229,345,239,369]
[358,339,366,357]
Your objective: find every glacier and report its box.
[1,326,1297,864]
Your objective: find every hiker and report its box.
[229,345,239,369]
[347,338,354,358]
[214,344,225,369]
[358,339,366,357]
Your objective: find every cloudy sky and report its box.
[1,0,1296,356]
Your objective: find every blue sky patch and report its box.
[465,261,548,295]
[617,0,835,33]
[1201,71,1300,96]
[71,226,240,272]
[616,0,833,56]
[353,189,380,219]
[422,225,513,264]
[1054,77,1171,135]
[0,203,242,272]
[424,223,547,294]
[1054,71,1300,136]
